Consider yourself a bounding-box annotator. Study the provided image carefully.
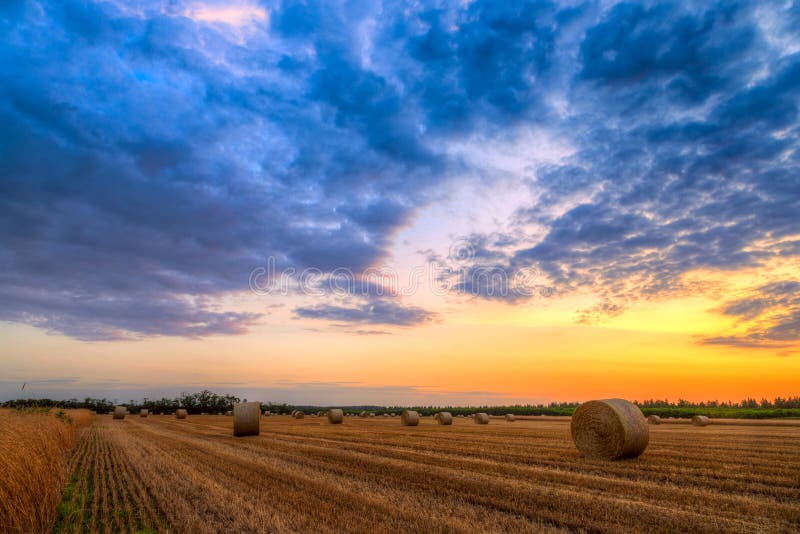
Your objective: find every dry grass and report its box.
[36,413,799,533]
[0,408,92,533]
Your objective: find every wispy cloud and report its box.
[699,280,800,349]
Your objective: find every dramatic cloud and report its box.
[1,0,798,341]
[437,2,800,327]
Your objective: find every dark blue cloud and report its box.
[0,0,450,338]
[294,300,434,327]
[1,0,799,341]
[293,274,435,327]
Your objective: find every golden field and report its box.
[20,412,797,533]
[0,409,93,533]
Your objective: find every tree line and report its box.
[3,391,799,415]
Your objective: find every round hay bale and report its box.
[293,411,305,419]
[327,408,344,424]
[113,406,126,420]
[175,409,188,419]
[647,415,662,425]
[290,410,298,417]
[225,410,233,416]
[359,411,368,418]
[435,412,453,425]
[139,409,149,418]
[570,399,649,460]
[263,411,271,417]
[505,414,515,422]
[368,413,375,417]
[233,402,261,437]
[383,413,390,418]
[692,415,710,426]
[401,410,420,426]
[474,413,490,424]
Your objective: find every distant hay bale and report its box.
[327,408,344,424]
[474,413,490,424]
[368,413,375,417]
[383,413,390,417]
[175,409,188,419]
[233,402,261,437]
[647,415,662,425]
[263,411,271,417]
[139,409,149,418]
[692,415,710,426]
[225,410,233,416]
[505,414,515,422]
[435,412,453,425]
[401,410,420,426]
[113,406,126,420]
[359,411,368,418]
[570,399,649,460]
[293,411,304,419]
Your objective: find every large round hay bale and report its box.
[474,413,489,424]
[435,412,453,425]
[505,414,515,422]
[293,411,305,419]
[175,409,188,419]
[113,406,126,420]
[327,408,344,424]
[647,415,662,425]
[571,399,649,460]
[290,410,298,417]
[692,415,710,426]
[401,410,419,426]
[139,409,149,418]
[233,402,261,437]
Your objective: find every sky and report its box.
[1,0,799,405]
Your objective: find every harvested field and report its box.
[45,414,800,533]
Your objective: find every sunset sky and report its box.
[1,0,799,405]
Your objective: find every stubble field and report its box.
[49,413,800,533]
